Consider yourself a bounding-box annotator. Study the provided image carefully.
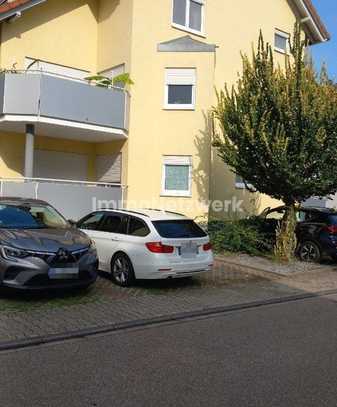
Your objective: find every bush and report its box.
[206,218,272,256]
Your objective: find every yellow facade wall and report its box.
[0,131,124,183]
[0,0,304,217]
[0,0,98,73]
[0,132,25,177]
[97,0,134,73]
[124,0,293,217]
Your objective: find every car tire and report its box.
[111,253,136,287]
[298,241,322,263]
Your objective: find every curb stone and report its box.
[215,255,329,279]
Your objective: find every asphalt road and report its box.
[1,294,337,407]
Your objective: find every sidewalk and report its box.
[0,259,337,349]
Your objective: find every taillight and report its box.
[324,225,337,235]
[146,242,174,254]
[203,242,212,251]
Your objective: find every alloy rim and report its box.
[113,257,129,284]
[300,243,319,262]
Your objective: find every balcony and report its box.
[0,71,129,142]
[0,178,125,221]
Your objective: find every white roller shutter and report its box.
[165,68,196,85]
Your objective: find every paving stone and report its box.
[0,263,337,346]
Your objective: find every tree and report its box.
[212,26,337,261]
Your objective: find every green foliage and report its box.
[85,73,134,88]
[213,25,337,204]
[207,218,272,256]
[113,73,134,86]
[212,25,337,260]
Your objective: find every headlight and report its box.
[0,245,29,260]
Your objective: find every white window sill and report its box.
[274,47,289,55]
[161,192,192,198]
[171,23,206,38]
[164,104,195,111]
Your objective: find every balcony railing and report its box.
[0,177,126,221]
[0,70,129,133]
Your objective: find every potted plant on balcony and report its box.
[85,73,134,88]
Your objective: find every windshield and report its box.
[0,204,68,230]
[152,220,207,239]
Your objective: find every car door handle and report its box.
[111,238,119,242]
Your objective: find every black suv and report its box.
[259,206,337,262]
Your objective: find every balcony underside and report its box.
[0,114,127,142]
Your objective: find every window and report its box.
[274,30,289,54]
[152,220,206,238]
[172,0,205,35]
[0,204,68,230]
[162,156,192,197]
[164,68,196,110]
[128,217,150,237]
[78,212,105,231]
[100,213,127,234]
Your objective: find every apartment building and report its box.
[0,0,329,219]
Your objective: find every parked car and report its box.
[0,197,98,290]
[259,206,337,262]
[77,209,214,287]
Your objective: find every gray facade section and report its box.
[158,35,216,52]
[3,74,40,115]
[0,181,122,220]
[39,75,127,129]
[0,73,128,131]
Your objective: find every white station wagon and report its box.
[77,209,213,287]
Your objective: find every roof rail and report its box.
[117,209,150,217]
[143,208,186,217]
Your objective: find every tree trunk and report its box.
[274,204,297,262]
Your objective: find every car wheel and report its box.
[111,253,135,287]
[298,241,322,263]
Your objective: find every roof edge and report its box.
[290,0,330,44]
[0,0,46,22]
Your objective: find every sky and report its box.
[310,0,337,81]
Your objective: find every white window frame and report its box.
[161,156,192,197]
[171,0,205,37]
[164,68,196,110]
[274,29,290,55]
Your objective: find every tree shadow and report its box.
[193,111,264,220]
[2,0,100,43]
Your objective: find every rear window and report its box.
[152,220,206,238]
